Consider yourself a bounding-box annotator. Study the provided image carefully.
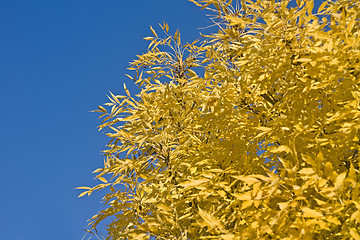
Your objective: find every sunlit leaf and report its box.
[198,207,225,231]
[302,207,323,218]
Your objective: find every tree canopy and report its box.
[79,0,360,239]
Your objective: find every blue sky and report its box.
[0,1,209,239]
[0,0,326,239]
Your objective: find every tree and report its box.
[79,0,360,239]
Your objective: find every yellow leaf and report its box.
[156,203,172,212]
[149,26,158,38]
[98,106,107,113]
[178,212,192,220]
[129,233,147,239]
[109,91,119,104]
[252,182,261,197]
[78,191,89,198]
[98,176,108,183]
[225,16,247,28]
[188,69,198,78]
[143,198,158,204]
[347,16,356,32]
[123,83,130,97]
[232,192,252,200]
[125,74,133,80]
[232,175,260,185]
[234,60,249,66]
[350,228,360,240]
[317,219,329,230]
[272,145,291,154]
[254,126,272,138]
[298,168,315,175]
[317,1,327,13]
[351,200,360,210]
[278,202,289,210]
[317,151,324,162]
[324,162,333,177]
[255,126,272,132]
[307,0,314,15]
[188,0,203,7]
[302,207,323,218]
[241,0,247,12]
[250,174,271,182]
[312,32,329,40]
[314,197,328,206]
[325,216,341,225]
[218,190,227,198]
[76,186,91,190]
[334,171,347,190]
[187,133,202,142]
[301,154,317,168]
[350,210,360,222]
[92,168,103,173]
[198,208,225,231]
[143,36,155,41]
[174,29,181,46]
[179,179,208,188]
[241,200,253,209]
[220,234,236,240]
[295,58,312,63]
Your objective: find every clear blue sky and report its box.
[0,0,325,239]
[0,1,209,239]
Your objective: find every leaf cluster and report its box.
[80,0,360,239]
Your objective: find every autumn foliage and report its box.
[79,0,360,239]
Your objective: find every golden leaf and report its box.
[225,16,247,28]
[156,203,172,212]
[298,168,315,175]
[346,16,356,32]
[98,177,108,183]
[149,26,158,38]
[272,145,291,154]
[123,83,130,97]
[278,202,288,210]
[255,127,272,132]
[317,1,327,13]
[302,207,323,218]
[220,234,236,240]
[98,106,107,113]
[75,186,91,190]
[241,200,253,209]
[198,208,225,231]
[295,58,312,63]
[232,175,260,185]
[232,192,252,201]
[334,171,347,190]
[350,228,360,240]
[179,179,208,188]
[77,191,89,198]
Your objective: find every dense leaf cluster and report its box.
[80,0,360,239]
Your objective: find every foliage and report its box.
[79,0,360,239]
